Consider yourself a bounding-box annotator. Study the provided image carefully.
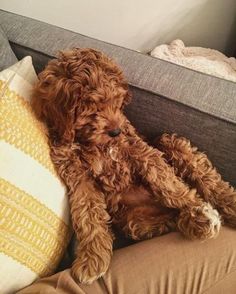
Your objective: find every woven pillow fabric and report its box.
[0,56,71,293]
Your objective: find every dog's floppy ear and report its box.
[32,57,80,143]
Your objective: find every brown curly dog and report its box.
[32,48,236,284]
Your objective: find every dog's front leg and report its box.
[157,133,236,228]
[68,176,113,284]
[128,136,221,240]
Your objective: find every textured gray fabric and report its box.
[0,10,235,186]
[0,25,17,70]
[126,87,236,187]
[10,43,51,74]
[0,10,236,124]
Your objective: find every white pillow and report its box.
[0,56,71,293]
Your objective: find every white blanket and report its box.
[150,39,236,83]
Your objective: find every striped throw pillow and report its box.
[0,56,71,293]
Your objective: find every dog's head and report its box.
[32,48,131,146]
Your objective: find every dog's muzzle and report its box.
[108,128,121,137]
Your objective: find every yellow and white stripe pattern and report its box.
[0,57,71,293]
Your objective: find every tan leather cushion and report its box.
[17,227,236,294]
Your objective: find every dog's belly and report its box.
[94,151,175,215]
[120,185,172,214]
[109,184,177,240]
[120,185,153,206]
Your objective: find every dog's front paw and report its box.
[178,203,221,240]
[71,253,111,284]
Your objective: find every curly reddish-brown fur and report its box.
[156,134,236,227]
[32,48,236,284]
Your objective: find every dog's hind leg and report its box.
[156,133,236,228]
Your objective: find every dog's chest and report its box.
[91,147,133,193]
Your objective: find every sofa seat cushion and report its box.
[17,227,236,294]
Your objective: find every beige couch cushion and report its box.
[17,227,236,294]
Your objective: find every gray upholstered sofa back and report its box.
[1,10,235,186]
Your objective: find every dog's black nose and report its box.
[108,128,121,137]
